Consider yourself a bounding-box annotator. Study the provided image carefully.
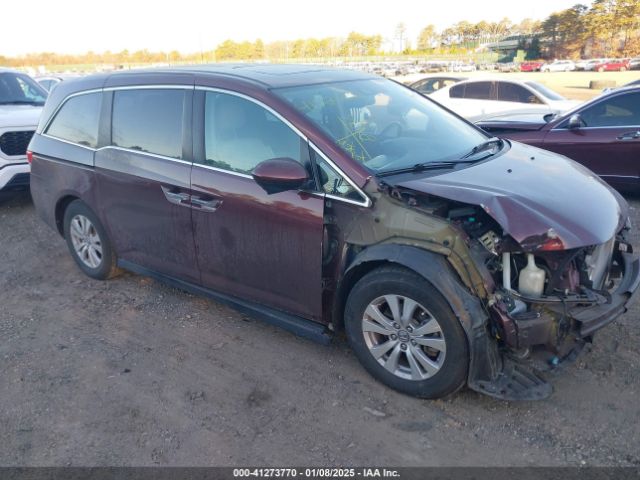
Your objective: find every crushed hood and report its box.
[393,141,627,250]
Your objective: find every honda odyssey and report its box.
[29,65,640,400]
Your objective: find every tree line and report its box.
[1,0,638,68]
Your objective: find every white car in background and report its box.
[576,58,608,71]
[428,78,580,122]
[541,60,576,72]
[0,69,47,194]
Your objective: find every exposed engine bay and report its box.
[373,183,637,390]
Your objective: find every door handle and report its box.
[161,185,190,206]
[191,195,222,212]
[617,131,640,140]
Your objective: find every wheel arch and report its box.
[54,194,81,237]
[333,243,501,394]
[332,243,486,335]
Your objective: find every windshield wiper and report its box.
[461,137,503,160]
[377,161,469,177]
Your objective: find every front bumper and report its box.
[571,251,640,336]
[0,162,30,192]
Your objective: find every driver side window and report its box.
[204,92,305,174]
[579,93,640,127]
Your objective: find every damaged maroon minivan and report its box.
[29,65,639,400]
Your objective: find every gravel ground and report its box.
[1,191,639,467]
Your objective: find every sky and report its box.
[1,0,582,56]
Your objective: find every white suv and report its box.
[0,69,47,193]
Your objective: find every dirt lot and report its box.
[1,191,639,467]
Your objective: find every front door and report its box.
[190,89,325,321]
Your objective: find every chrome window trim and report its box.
[192,162,253,179]
[195,86,309,141]
[310,143,372,208]
[599,174,638,178]
[44,85,193,142]
[44,84,372,208]
[196,86,371,208]
[42,88,103,139]
[41,133,98,151]
[552,125,640,131]
[96,145,192,165]
[104,85,194,92]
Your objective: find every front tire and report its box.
[63,200,119,280]
[344,266,469,399]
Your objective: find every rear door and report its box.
[190,88,325,320]
[94,83,199,283]
[449,81,497,120]
[542,91,640,189]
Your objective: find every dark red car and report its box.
[478,85,640,191]
[594,59,631,72]
[520,61,543,72]
[28,65,640,401]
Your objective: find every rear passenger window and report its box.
[497,83,541,104]
[464,82,494,100]
[450,84,465,98]
[45,93,101,148]
[112,89,185,159]
[204,92,304,174]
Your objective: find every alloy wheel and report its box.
[69,214,103,269]
[361,294,447,381]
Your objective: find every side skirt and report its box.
[118,259,333,345]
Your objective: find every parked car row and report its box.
[406,74,640,192]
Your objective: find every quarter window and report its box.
[112,89,185,159]
[312,150,367,204]
[204,92,304,174]
[579,93,640,127]
[45,92,101,148]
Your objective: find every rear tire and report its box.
[63,200,120,280]
[344,265,469,399]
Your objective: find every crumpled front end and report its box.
[381,142,640,399]
[480,231,640,396]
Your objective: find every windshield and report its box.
[275,78,487,174]
[524,81,565,101]
[0,72,48,105]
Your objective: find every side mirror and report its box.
[252,157,309,195]
[567,114,584,130]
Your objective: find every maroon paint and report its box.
[478,87,640,191]
[395,141,627,250]
[190,165,325,321]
